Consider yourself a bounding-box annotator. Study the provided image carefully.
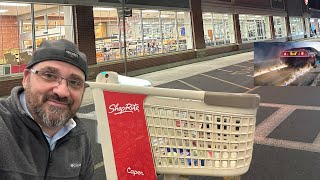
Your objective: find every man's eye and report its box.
[68,79,82,87]
[42,73,58,80]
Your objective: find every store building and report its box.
[309,0,320,36]
[284,0,313,40]
[189,0,288,57]
[0,0,316,96]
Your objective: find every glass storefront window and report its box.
[0,2,31,75]
[202,12,235,47]
[93,7,119,62]
[273,16,287,38]
[289,17,304,36]
[161,11,177,53]
[126,10,143,57]
[93,7,193,63]
[33,5,73,48]
[310,18,320,36]
[177,12,193,50]
[142,10,161,55]
[239,14,271,43]
[0,2,73,77]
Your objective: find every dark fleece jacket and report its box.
[0,86,94,180]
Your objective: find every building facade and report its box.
[0,0,319,96]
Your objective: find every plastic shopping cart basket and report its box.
[87,72,260,180]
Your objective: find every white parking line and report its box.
[244,86,260,93]
[94,161,104,170]
[200,73,251,90]
[77,111,96,120]
[177,80,203,91]
[255,107,295,138]
[312,133,320,145]
[255,136,320,153]
[254,103,320,152]
[260,103,320,110]
[232,64,251,68]
[217,68,234,73]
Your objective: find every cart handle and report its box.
[86,82,260,109]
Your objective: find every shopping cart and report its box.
[87,72,260,180]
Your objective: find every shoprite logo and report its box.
[108,103,140,115]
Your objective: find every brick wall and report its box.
[98,51,196,74]
[0,15,19,60]
[0,77,22,97]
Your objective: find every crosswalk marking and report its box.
[255,136,320,153]
[255,107,296,138]
[80,102,320,153]
[261,102,320,110]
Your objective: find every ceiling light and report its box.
[160,14,171,18]
[93,7,116,11]
[0,2,30,6]
[177,12,185,14]
[23,22,38,25]
[0,9,8,13]
[143,10,159,13]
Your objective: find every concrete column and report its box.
[190,0,205,49]
[73,5,97,66]
[285,16,291,40]
[314,18,319,36]
[233,14,242,44]
[269,16,275,39]
[302,18,307,38]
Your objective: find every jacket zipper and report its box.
[44,150,51,180]
[42,131,52,180]
[42,131,86,180]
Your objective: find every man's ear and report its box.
[22,69,31,88]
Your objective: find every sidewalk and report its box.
[80,51,254,106]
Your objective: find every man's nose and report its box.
[52,79,71,98]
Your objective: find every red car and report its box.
[280,47,319,68]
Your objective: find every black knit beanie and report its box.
[26,39,88,79]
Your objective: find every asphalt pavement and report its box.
[78,50,320,180]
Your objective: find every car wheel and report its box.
[310,58,317,68]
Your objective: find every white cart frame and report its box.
[87,72,260,180]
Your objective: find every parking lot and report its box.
[79,52,320,180]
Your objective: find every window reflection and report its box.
[239,14,271,43]
[273,16,287,38]
[93,7,193,63]
[202,13,235,47]
[0,2,73,76]
[289,17,304,36]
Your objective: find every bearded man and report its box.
[0,39,94,179]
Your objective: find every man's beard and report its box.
[35,103,72,127]
[25,83,77,128]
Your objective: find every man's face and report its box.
[22,60,85,128]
